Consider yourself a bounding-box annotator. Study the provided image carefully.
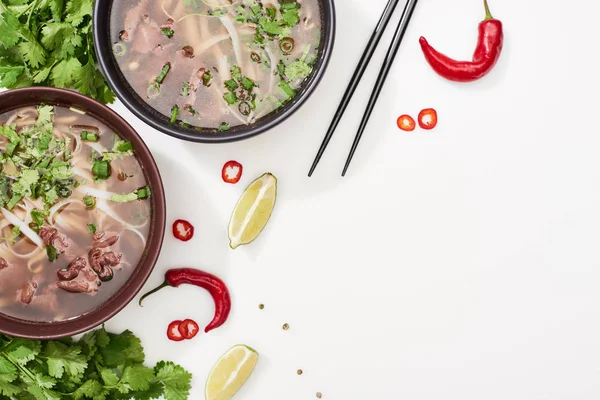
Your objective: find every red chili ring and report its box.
[167,320,185,341]
[222,160,243,184]
[178,319,200,340]
[173,219,194,242]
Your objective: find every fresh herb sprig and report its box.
[0,326,193,400]
[0,0,115,104]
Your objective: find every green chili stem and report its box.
[483,0,494,20]
[138,280,171,306]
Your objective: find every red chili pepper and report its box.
[139,268,231,333]
[178,319,200,340]
[167,320,185,341]
[397,114,416,132]
[172,219,194,242]
[419,0,503,82]
[222,160,243,184]
[417,108,438,130]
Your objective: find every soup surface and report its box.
[0,105,151,322]
[110,0,322,131]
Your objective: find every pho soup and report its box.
[110,0,322,131]
[0,105,151,322]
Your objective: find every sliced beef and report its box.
[39,227,69,254]
[57,280,96,294]
[57,257,87,281]
[18,281,38,305]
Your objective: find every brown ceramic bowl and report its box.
[0,87,166,339]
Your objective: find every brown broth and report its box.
[110,0,322,130]
[0,106,151,322]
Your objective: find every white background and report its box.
[102,0,600,398]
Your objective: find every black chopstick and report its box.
[341,0,419,177]
[307,0,401,177]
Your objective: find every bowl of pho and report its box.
[93,0,336,143]
[0,87,166,339]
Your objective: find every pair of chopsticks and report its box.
[308,0,420,177]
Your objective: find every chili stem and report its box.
[138,280,170,306]
[483,0,493,20]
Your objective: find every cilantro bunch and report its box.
[0,327,193,399]
[0,0,115,104]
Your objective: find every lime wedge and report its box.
[205,345,259,400]
[228,172,277,249]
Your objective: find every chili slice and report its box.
[397,114,416,131]
[178,319,200,340]
[418,108,438,130]
[172,219,194,242]
[167,320,185,341]
[222,160,243,184]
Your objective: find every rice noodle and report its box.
[0,207,43,247]
[96,200,149,229]
[72,167,93,181]
[125,227,147,248]
[48,199,81,224]
[27,249,47,274]
[219,16,244,70]
[76,186,119,201]
[85,141,108,154]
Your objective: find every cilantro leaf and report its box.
[50,58,82,88]
[43,342,87,380]
[0,63,24,87]
[36,105,54,126]
[118,365,155,392]
[18,41,47,69]
[285,60,312,81]
[100,330,144,367]
[41,23,75,50]
[0,355,19,397]
[99,368,119,386]
[155,361,192,400]
[0,12,21,48]
[71,379,103,400]
[65,0,93,27]
[49,0,65,22]
[4,338,41,365]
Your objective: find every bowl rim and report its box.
[92,0,336,143]
[0,87,166,340]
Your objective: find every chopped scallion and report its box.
[83,195,97,210]
[156,63,171,84]
[81,130,99,142]
[92,160,111,180]
[224,79,238,91]
[170,105,180,123]
[161,27,175,38]
[112,43,126,56]
[223,92,237,105]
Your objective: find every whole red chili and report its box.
[419,0,503,82]
[139,268,231,333]
[222,160,243,184]
[172,219,194,242]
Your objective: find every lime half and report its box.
[205,344,259,400]
[228,173,277,249]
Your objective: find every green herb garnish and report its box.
[225,79,238,91]
[170,105,180,123]
[156,63,171,84]
[181,82,190,96]
[223,92,238,105]
[0,327,193,399]
[161,27,175,38]
[87,223,96,234]
[83,195,96,210]
[81,130,99,142]
[92,160,111,180]
[202,70,213,87]
[0,0,115,104]
[218,122,230,131]
[46,244,57,262]
[278,80,296,98]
